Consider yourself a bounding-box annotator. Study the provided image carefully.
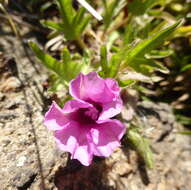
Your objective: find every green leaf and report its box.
[100,45,108,77]
[172,25,191,38]
[42,1,89,41]
[176,115,191,125]
[145,49,173,59]
[57,0,74,24]
[75,16,90,37]
[64,61,86,82]
[178,131,191,135]
[71,7,90,37]
[29,41,85,82]
[129,58,169,74]
[41,20,64,32]
[128,0,161,15]
[108,54,121,78]
[48,75,65,92]
[103,0,120,29]
[144,0,158,9]
[128,0,146,15]
[61,48,71,63]
[102,0,107,7]
[40,2,53,13]
[127,128,154,169]
[118,80,135,87]
[56,0,75,40]
[125,20,182,65]
[72,7,87,27]
[29,41,65,77]
[107,31,120,51]
[124,21,135,44]
[181,64,191,72]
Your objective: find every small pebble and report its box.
[17,156,27,167]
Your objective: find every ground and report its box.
[0,26,191,190]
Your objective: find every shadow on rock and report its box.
[54,157,114,190]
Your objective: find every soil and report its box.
[0,26,191,190]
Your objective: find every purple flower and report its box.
[44,72,125,166]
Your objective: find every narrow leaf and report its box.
[100,45,108,77]
[103,0,120,29]
[108,54,121,78]
[181,64,191,72]
[118,80,135,87]
[72,8,86,27]
[57,0,74,24]
[56,0,75,40]
[127,128,154,169]
[176,115,191,125]
[30,41,86,82]
[62,48,71,63]
[29,41,65,77]
[41,20,64,32]
[74,10,90,37]
[145,49,173,59]
[178,131,191,135]
[125,20,182,65]
[129,58,169,74]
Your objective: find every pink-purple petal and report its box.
[105,78,120,95]
[55,121,93,166]
[98,98,123,120]
[44,102,69,131]
[90,120,125,157]
[69,72,103,100]
[69,72,115,103]
[72,145,93,166]
[63,99,92,113]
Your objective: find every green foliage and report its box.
[29,1,183,91]
[100,45,108,77]
[128,0,158,16]
[29,41,89,84]
[97,21,181,85]
[100,44,128,78]
[176,115,191,126]
[178,131,191,135]
[103,0,120,30]
[145,49,173,59]
[127,126,154,169]
[108,54,122,78]
[181,64,191,72]
[124,21,181,65]
[102,0,126,31]
[114,21,180,86]
[41,0,90,41]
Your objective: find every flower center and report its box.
[84,107,99,121]
[70,103,102,125]
[77,107,99,125]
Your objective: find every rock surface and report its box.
[0,31,191,190]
